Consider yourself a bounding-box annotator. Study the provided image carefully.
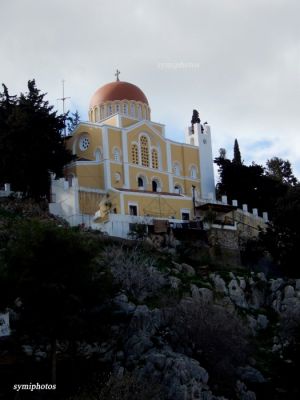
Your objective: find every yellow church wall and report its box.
[103,115,118,127]
[170,143,184,171]
[127,125,168,171]
[151,123,164,136]
[67,125,103,161]
[172,177,200,196]
[157,139,167,171]
[182,146,199,176]
[121,116,139,127]
[170,143,199,177]
[108,129,122,160]
[123,193,193,219]
[72,164,105,189]
[128,166,169,191]
[127,124,158,141]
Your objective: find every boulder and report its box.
[256,314,269,330]
[210,273,228,294]
[256,272,267,282]
[169,276,181,289]
[181,263,196,277]
[284,285,295,300]
[199,288,214,304]
[237,366,266,383]
[228,279,248,308]
[190,284,200,300]
[249,287,265,310]
[236,380,256,400]
[270,278,283,292]
[137,348,211,400]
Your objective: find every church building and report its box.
[50,73,216,237]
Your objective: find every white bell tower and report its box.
[185,118,216,201]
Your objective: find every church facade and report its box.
[50,76,216,236]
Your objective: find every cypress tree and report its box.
[233,139,242,165]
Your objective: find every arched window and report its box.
[115,172,121,182]
[190,166,197,179]
[116,103,120,113]
[131,103,135,118]
[108,104,112,116]
[152,180,158,192]
[131,144,139,164]
[174,184,183,194]
[173,163,180,176]
[137,176,146,189]
[123,103,128,115]
[152,179,161,192]
[138,104,142,120]
[90,109,94,122]
[140,136,149,167]
[113,148,120,162]
[138,177,144,187]
[100,106,104,119]
[95,107,99,121]
[151,148,159,169]
[95,148,102,161]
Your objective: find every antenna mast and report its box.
[57,80,71,136]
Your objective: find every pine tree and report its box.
[0,80,74,199]
[233,139,242,165]
[67,110,80,134]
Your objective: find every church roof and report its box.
[89,81,149,108]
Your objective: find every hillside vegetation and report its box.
[0,199,300,400]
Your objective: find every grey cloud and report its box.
[1,0,299,177]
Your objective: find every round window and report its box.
[79,135,89,151]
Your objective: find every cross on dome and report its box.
[115,69,121,81]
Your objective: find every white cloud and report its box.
[1,0,300,177]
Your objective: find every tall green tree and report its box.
[0,80,74,199]
[215,150,289,216]
[232,138,242,165]
[266,157,298,186]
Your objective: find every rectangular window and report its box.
[129,205,138,216]
[181,212,190,221]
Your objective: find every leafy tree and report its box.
[232,138,242,165]
[215,144,291,216]
[266,157,298,186]
[0,80,74,199]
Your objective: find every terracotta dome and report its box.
[89,81,149,108]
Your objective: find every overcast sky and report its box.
[1,0,300,178]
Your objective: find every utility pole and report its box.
[57,80,70,136]
[192,185,196,218]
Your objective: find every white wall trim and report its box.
[122,130,130,188]
[102,126,111,190]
